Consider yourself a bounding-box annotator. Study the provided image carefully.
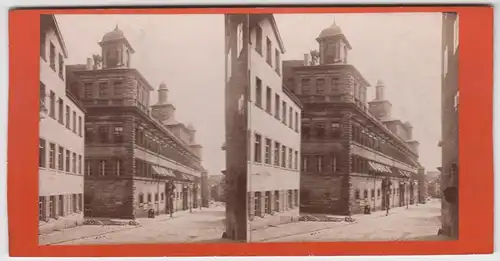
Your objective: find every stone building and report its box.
[283,21,425,216]
[65,26,205,219]
[39,14,86,234]
[439,12,459,239]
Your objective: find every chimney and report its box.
[86,58,93,70]
[303,53,310,66]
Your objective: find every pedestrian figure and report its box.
[385,189,390,216]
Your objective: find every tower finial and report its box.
[333,16,336,25]
[114,24,119,31]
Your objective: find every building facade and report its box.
[247,14,302,231]
[66,26,204,219]
[39,15,86,234]
[439,12,459,239]
[283,21,424,216]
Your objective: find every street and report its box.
[251,199,447,242]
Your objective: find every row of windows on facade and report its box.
[85,125,124,144]
[296,77,358,96]
[137,190,195,206]
[301,154,340,173]
[135,128,197,169]
[354,186,406,200]
[351,124,416,167]
[84,158,124,177]
[249,189,299,218]
[302,122,341,140]
[38,193,83,221]
[254,133,299,171]
[254,24,281,75]
[41,82,83,137]
[82,80,150,107]
[254,77,300,133]
[39,139,83,175]
[40,34,64,80]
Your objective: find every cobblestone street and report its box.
[39,205,227,245]
[251,199,447,242]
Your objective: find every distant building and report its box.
[283,21,425,216]
[39,15,86,234]
[439,12,459,238]
[426,170,441,198]
[246,14,302,230]
[66,26,205,219]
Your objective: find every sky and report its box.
[56,12,442,174]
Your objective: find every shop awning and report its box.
[368,161,392,174]
[399,170,412,178]
[152,166,176,178]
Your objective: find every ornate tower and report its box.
[368,80,392,120]
[151,82,176,122]
[316,18,352,65]
[99,25,135,69]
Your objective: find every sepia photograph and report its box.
[37,11,458,245]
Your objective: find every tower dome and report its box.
[102,25,125,42]
[318,19,344,39]
[159,82,168,90]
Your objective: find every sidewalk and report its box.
[39,207,215,245]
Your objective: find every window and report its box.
[264,191,271,214]
[275,94,280,119]
[266,37,272,66]
[99,160,106,176]
[275,49,281,75]
[49,196,56,218]
[301,78,310,94]
[65,105,70,129]
[255,25,262,55]
[281,145,286,168]
[49,91,55,118]
[274,142,280,166]
[114,126,124,143]
[98,126,109,143]
[289,108,293,128]
[39,197,45,220]
[254,134,262,163]
[443,46,448,76]
[58,146,64,171]
[371,189,375,198]
[316,123,325,138]
[85,127,94,143]
[39,139,46,167]
[454,91,459,112]
[155,193,159,202]
[331,123,341,138]
[274,191,280,212]
[72,111,77,132]
[65,150,70,172]
[99,82,108,97]
[264,138,271,164]
[355,189,360,200]
[84,83,93,99]
[69,152,75,173]
[58,99,64,124]
[316,155,323,172]
[331,156,338,172]
[295,112,299,132]
[254,192,262,216]
[58,195,64,216]
[316,78,325,94]
[302,123,310,139]
[454,15,459,52]
[49,42,56,70]
[331,78,339,91]
[116,159,122,176]
[78,116,82,136]
[255,77,262,108]
[377,189,381,198]
[139,193,144,204]
[58,53,64,80]
[147,193,152,203]
[236,23,244,57]
[294,151,298,170]
[266,87,272,113]
[113,81,124,96]
[78,155,82,174]
[85,160,92,176]
[40,82,46,113]
[72,194,77,212]
[40,32,46,60]
[288,190,293,208]
[288,148,293,169]
[282,101,287,124]
[49,143,55,169]
[161,192,165,201]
